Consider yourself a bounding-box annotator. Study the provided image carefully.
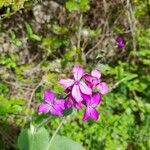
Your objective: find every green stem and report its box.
[36,116,52,129]
[47,117,65,149]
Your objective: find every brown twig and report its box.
[3,80,34,91]
[23,78,43,126]
[85,17,109,57]
[126,0,136,51]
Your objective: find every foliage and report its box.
[18,125,84,150]
[0,0,150,150]
[26,23,42,41]
[0,0,27,10]
[66,0,90,12]
[0,0,28,18]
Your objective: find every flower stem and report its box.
[47,117,65,149]
[36,116,52,129]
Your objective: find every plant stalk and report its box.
[47,117,65,149]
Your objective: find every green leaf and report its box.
[14,39,23,47]
[66,1,79,11]
[122,73,138,82]
[52,25,68,34]
[63,108,73,116]
[26,23,33,35]
[18,126,49,150]
[11,31,23,47]
[18,129,29,150]
[49,135,84,150]
[79,0,90,11]
[10,31,16,39]
[96,64,111,71]
[18,127,84,150]
[25,23,42,41]
[30,34,42,41]
[66,0,90,12]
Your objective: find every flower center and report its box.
[74,81,79,85]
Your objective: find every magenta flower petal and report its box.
[65,101,73,109]
[72,84,83,102]
[82,94,91,102]
[116,36,125,49]
[97,82,108,94]
[79,81,92,95]
[82,93,101,121]
[72,66,84,81]
[91,69,101,79]
[83,73,92,81]
[84,73,99,86]
[59,79,74,88]
[90,108,99,121]
[91,93,101,107]
[65,95,74,108]
[55,99,65,110]
[74,102,82,109]
[38,104,50,113]
[82,107,90,121]
[44,90,55,103]
[50,105,63,116]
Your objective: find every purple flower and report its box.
[37,66,109,122]
[38,90,65,116]
[65,94,82,110]
[82,93,101,121]
[84,69,108,95]
[116,36,125,49]
[59,66,92,102]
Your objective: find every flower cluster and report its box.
[38,66,108,121]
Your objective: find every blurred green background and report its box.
[0,0,150,149]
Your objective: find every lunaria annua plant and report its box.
[38,66,108,121]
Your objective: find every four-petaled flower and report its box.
[84,69,108,95]
[38,90,65,116]
[65,94,82,110]
[38,66,108,122]
[59,66,92,102]
[82,93,101,121]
